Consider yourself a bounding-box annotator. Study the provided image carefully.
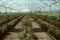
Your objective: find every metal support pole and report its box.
[49,5,51,13]
[5,7,7,13]
[40,8,42,14]
[0,6,2,13]
[44,7,45,12]
[10,8,11,13]
[49,7,50,12]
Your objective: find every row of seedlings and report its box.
[0,15,24,37]
[36,19,60,40]
[31,14,60,28]
[31,15,60,40]
[0,14,22,25]
[17,18,35,40]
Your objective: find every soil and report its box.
[3,22,23,40]
[2,15,55,40]
[30,17,53,40]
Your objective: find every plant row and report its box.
[0,15,24,36]
[0,14,22,25]
[17,18,34,40]
[31,14,60,28]
[31,15,60,40]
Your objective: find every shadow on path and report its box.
[0,27,21,40]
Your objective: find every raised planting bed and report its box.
[17,18,35,40]
[0,15,24,37]
[36,19,60,40]
[0,14,22,25]
[32,14,60,28]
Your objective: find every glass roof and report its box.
[0,0,60,12]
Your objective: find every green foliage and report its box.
[31,14,60,39]
[48,27,60,39]
[0,14,23,35]
[18,26,34,40]
[17,18,34,40]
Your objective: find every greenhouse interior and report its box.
[0,0,60,40]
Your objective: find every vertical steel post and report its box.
[49,5,51,13]
[5,7,7,13]
[44,7,45,12]
[0,6,1,13]
[10,8,11,13]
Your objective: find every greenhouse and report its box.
[0,0,60,40]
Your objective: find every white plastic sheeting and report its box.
[0,0,60,12]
